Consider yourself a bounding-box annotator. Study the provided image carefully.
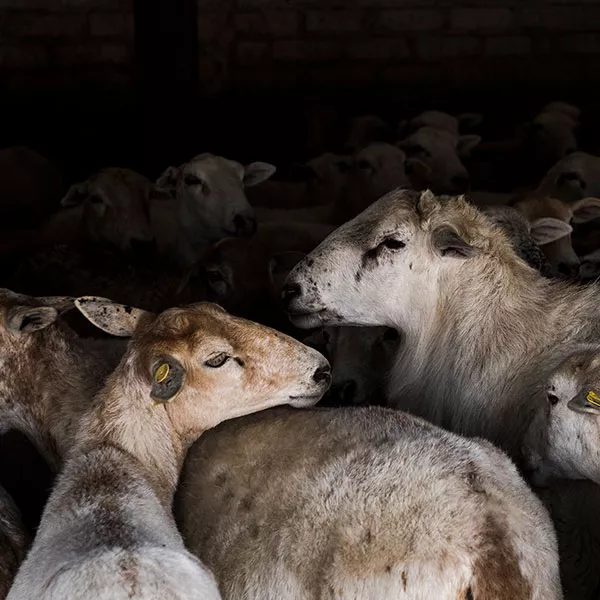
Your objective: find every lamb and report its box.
[344,115,393,153]
[399,110,483,139]
[282,188,600,459]
[511,195,600,276]
[0,485,29,599]
[7,299,330,599]
[176,406,561,599]
[535,151,600,203]
[398,127,480,194]
[255,143,409,227]
[154,153,276,267]
[521,347,600,600]
[0,290,125,471]
[185,222,333,333]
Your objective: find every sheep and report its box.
[511,195,600,276]
[399,110,483,138]
[521,347,600,599]
[59,168,157,253]
[305,326,401,406]
[0,290,125,471]
[176,406,561,599]
[0,485,29,599]
[246,153,352,210]
[397,127,481,194]
[535,152,600,203]
[154,153,276,267]
[282,188,600,459]
[481,205,557,277]
[543,101,581,122]
[344,115,393,153]
[182,222,333,333]
[7,299,330,599]
[255,143,409,227]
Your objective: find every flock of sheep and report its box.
[0,99,598,598]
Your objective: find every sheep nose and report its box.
[281,283,302,308]
[451,174,470,192]
[233,214,257,236]
[312,363,332,386]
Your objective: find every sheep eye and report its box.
[89,194,104,205]
[184,174,204,186]
[383,328,399,342]
[206,270,225,285]
[205,353,229,368]
[357,159,371,170]
[547,393,559,406]
[381,238,406,251]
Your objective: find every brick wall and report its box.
[0,0,134,89]
[197,0,600,95]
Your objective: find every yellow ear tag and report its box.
[586,391,600,407]
[155,363,170,384]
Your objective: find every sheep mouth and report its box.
[288,394,323,408]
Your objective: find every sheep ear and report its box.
[457,134,481,157]
[432,227,477,258]
[571,197,600,224]
[156,166,179,191]
[61,183,88,207]
[529,218,572,246]
[75,296,153,337]
[6,306,59,334]
[151,357,186,404]
[568,389,600,415]
[457,113,483,130]
[244,162,276,187]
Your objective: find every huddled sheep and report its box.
[1,99,600,599]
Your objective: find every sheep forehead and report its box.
[518,196,571,221]
[336,189,479,245]
[358,143,404,162]
[408,127,457,148]
[90,169,149,209]
[184,155,244,182]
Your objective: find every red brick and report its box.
[485,36,531,56]
[62,0,130,7]
[521,6,600,31]
[273,40,341,61]
[235,10,299,37]
[0,44,47,68]
[345,38,409,60]
[379,9,443,32]
[306,10,362,35]
[415,36,480,61]
[8,12,88,37]
[198,12,234,41]
[89,12,133,37]
[560,33,600,53]
[236,41,270,65]
[99,43,131,64]
[450,8,513,31]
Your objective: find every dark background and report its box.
[1,0,599,194]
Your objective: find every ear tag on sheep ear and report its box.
[155,363,170,384]
[568,389,600,414]
[151,358,185,404]
[587,391,600,408]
